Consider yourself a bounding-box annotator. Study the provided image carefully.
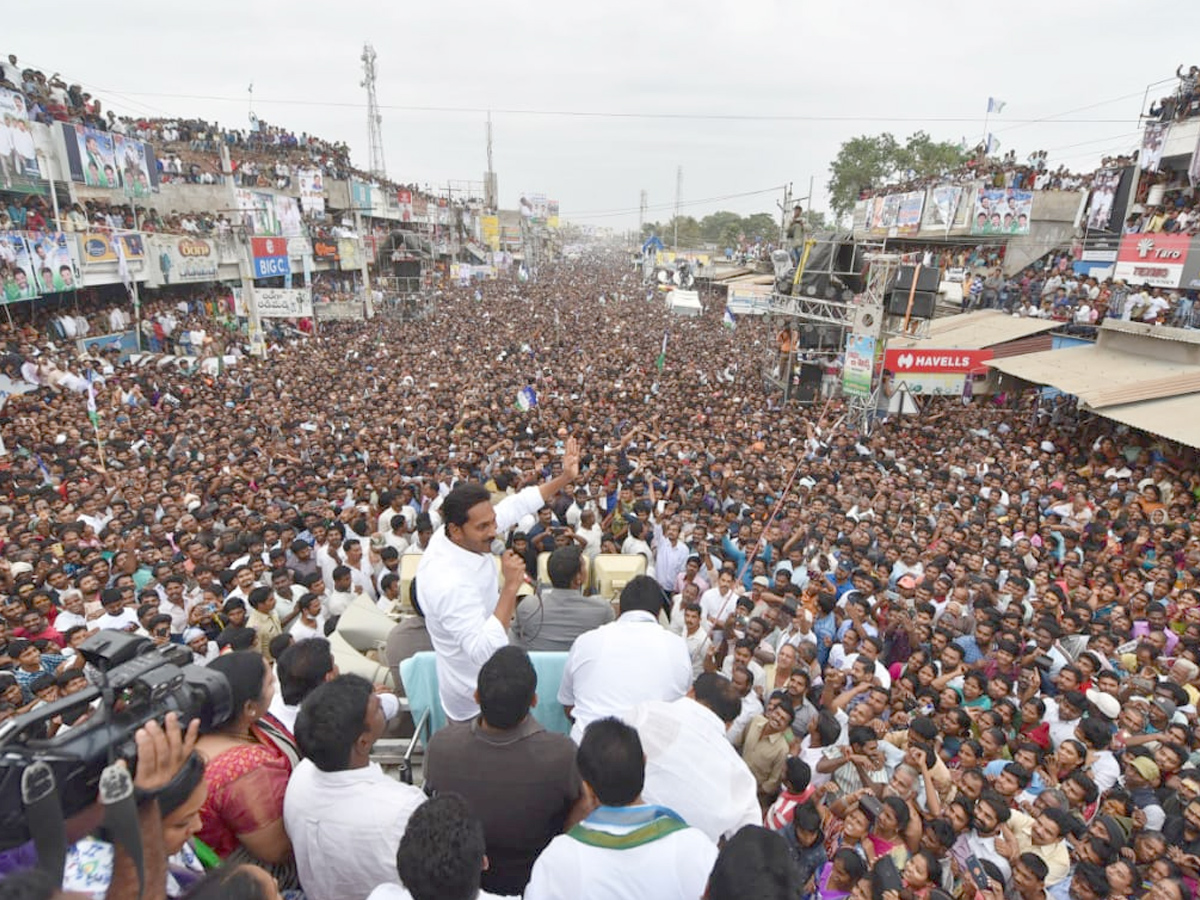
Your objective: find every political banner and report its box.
[350,180,373,211]
[970,188,1032,235]
[923,186,963,230]
[273,195,304,238]
[1141,121,1169,173]
[66,124,118,188]
[81,232,144,264]
[842,334,876,398]
[0,234,39,302]
[337,238,361,271]
[235,189,280,236]
[1190,127,1200,187]
[1085,167,1122,232]
[298,169,325,216]
[112,135,155,197]
[0,88,39,184]
[547,200,560,230]
[481,215,500,251]
[895,192,925,236]
[150,235,218,287]
[27,232,80,293]
[869,194,901,233]
[397,189,413,223]
[250,237,290,279]
[852,199,870,234]
[248,288,313,319]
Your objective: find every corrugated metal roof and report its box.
[1091,394,1200,449]
[988,344,1200,408]
[890,311,1059,351]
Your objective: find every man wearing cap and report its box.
[185,627,219,665]
[1124,754,1166,831]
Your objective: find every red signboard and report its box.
[1113,233,1192,288]
[250,237,287,259]
[885,348,994,374]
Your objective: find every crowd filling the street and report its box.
[5,32,1200,900]
[0,253,1198,900]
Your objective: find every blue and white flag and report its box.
[723,306,736,330]
[987,97,1006,114]
[515,385,537,412]
[986,133,1001,154]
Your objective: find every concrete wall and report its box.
[1162,118,1200,161]
[1002,220,1078,276]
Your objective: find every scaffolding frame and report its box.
[764,250,932,432]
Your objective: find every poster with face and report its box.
[0,234,40,301]
[29,232,79,293]
[113,135,153,197]
[75,125,117,188]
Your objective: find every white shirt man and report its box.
[421,448,579,722]
[622,692,761,843]
[283,679,425,900]
[558,591,693,743]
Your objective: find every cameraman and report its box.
[0,713,200,900]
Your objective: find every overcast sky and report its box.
[11,1,1200,229]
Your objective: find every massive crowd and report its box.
[0,251,1195,900]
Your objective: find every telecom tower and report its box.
[361,43,386,180]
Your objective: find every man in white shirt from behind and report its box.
[420,438,581,723]
[622,672,761,844]
[558,575,693,743]
[524,718,717,900]
[367,793,517,900]
[284,674,426,900]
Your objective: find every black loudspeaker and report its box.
[893,265,940,293]
[887,291,936,319]
[835,242,867,293]
[792,363,823,403]
[796,324,824,349]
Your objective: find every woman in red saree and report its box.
[196,651,297,889]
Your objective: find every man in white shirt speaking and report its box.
[558,574,692,743]
[420,437,580,722]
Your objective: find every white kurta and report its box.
[418,486,545,721]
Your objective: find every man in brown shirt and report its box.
[423,646,584,896]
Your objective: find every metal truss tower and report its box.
[361,43,386,181]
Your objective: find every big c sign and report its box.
[250,237,290,279]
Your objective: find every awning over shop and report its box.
[987,319,1200,449]
[890,310,1058,351]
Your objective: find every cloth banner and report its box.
[28,232,80,293]
[0,88,39,184]
[970,188,1032,235]
[298,169,325,216]
[1141,122,1169,173]
[0,234,39,301]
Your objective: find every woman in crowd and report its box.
[195,652,296,889]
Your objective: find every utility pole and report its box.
[638,189,647,239]
[221,144,264,357]
[484,112,496,211]
[777,182,792,244]
[673,165,682,251]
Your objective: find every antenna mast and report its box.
[361,43,386,180]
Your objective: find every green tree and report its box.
[699,211,743,243]
[743,213,778,242]
[826,132,969,218]
[826,133,899,219]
